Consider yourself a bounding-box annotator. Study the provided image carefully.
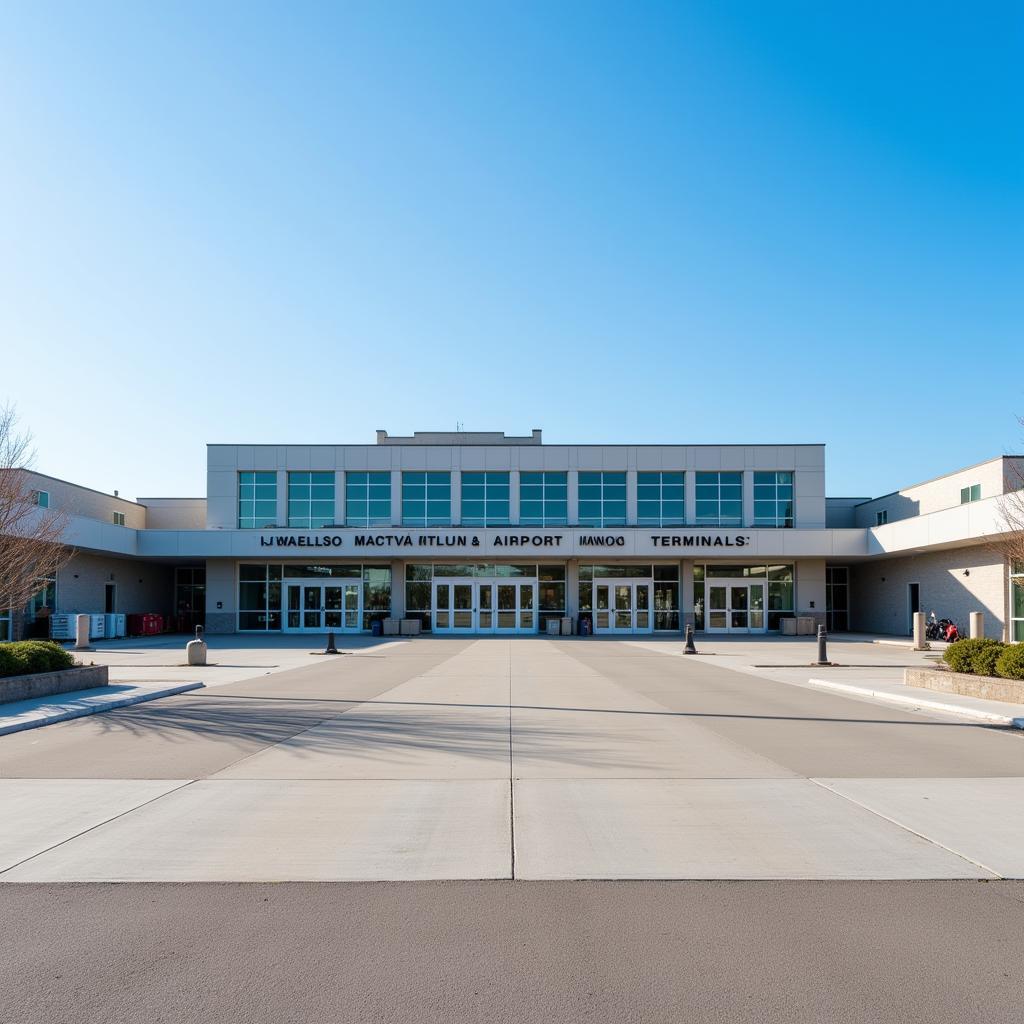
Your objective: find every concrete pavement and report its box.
[1,636,1022,881]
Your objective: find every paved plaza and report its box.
[3,634,1024,1023]
[1,635,1022,882]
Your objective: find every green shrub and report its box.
[0,640,75,678]
[973,643,1006,678]
[995,644,1024,681]
[943,637,1000,674]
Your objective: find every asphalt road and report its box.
[3,880,1023,1024]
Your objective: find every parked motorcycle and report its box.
[925,617,962,642]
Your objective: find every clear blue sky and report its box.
[2,1,1021,500]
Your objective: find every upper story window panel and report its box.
[876,510,888,526]
[288,471,335,529]
[239,471,278,529]
[960,483,981,504]
[346,471,391,527]
[520,471,567,526]
[695,472,742,527]
[33,490,49,508]
[402,471,451,527]
[637,472,685,526]
[112,511,126,526]
[753,471,794,528]
[461,472,510,526]
[578,471,626,527]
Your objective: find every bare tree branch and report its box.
[996,417,1024,588]
[0,404,73,615]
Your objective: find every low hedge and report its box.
[995,644,1024,681]
[0,640,76,678]
[942,637,1001,675]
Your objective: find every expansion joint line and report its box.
[508,640,515,880]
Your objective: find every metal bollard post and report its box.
[815,624,829,666]
[324,631,339,655]
[683,624,697,655]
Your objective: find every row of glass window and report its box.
[238,470,796,529]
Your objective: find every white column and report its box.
[568,471,579,526]
[566,560,579,617]
[390,471,402,526]
[681,560,693,629]
[276,470,288,528]
[509,469,520,524]
[450,470,461,525]
[334,470,345,525]
[391,560,405,617]
[626,470,638,525]
[742,469,755,528]
[684,470,696,525]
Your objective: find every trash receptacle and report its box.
[371,619,383,637]
[578,615,592,637]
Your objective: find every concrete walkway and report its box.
[0,637,1021,881]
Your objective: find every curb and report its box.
[0,682,206,737]
[806,677,1024,729]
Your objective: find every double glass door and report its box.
[706,582,765,633]
[433,580,537,634]
[285,583,361,632]
[593,581,653,634]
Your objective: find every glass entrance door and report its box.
[432,580,538,634]
[593,581,653,634]
[285,582,362,632]
[706,582,766,634]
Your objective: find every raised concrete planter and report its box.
[905,666,1024,706]
[0,665,109,705]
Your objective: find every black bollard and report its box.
[815,624,829,666]
[683,624,697,655]
[325,631,339,655]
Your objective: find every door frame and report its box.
[705,580,767,634]
[592,580,655,635]
[431,578,538,635]
[283,581,363,633]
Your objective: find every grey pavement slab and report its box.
[561,641,1024,778]
[817,777,1024,878]
[2,779,512,881]
[0,779,189,871]
[213,705,512,779]
[512,778,992,879]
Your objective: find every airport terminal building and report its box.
[3,430,1023,643]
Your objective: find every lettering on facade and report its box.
[650,535,750,547]
[579,535,626,547]
[493,535,563,547]
[260,535,344,547]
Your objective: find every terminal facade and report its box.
[3,430,1023,643]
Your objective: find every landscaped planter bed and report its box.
[0,639,108,703]
[905,666,1024,706]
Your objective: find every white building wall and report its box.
[205,559,237,634]
[849,549,1007,639]
[138,498,206,529]
[21,470,147,529]
[56,552,175,617]
[854,457,1024,527]
[205,442,827,530]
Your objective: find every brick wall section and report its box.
[56,552,175,618]
[849,548,1007,639]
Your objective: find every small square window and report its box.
[113,511,126,526]
[34,490,49,508]
[876,510,888,526]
